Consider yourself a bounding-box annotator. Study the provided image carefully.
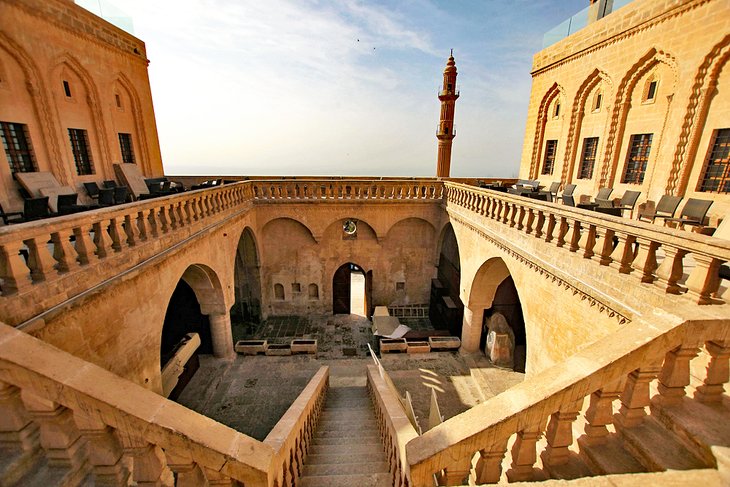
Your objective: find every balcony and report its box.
[542,0,634,48]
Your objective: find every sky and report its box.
[79,0,587,177]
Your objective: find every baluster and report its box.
[577,223,596,258]
[438,456,472,486]
[595,228,615,265]
[188,198,199,221]
[616,362,662,428]
[579,379,624,446]
[51,229,79,273]
[108,216,126,252]
[180,200,193,225]
[158,206,171,234]
[566,219,582,252]
[24,235,57,282]
[525,208,536,234]
[655,345,700,406]
[609,232,636,274]
[176,200,188,227]
[137,209,152,241]
[695,340,730,403]
[147,208,160,239]
[533,210,545,238]
[73,224,98,265]
[474,439,508,484]
[203,467,234,486]
[632,237,659,283]
[685,254,723,304]
[167,203,179,230]
[20,392,86,472]
[515,205,525,230]
[541,399,583,468]
[0,241,32,294]
[0,381,40,456]
[74,412,129,486]
[93,220,114,259]
[165,452,207,487]
[506,424,544,482]
[120,436,174,487]
[655,245,688,294]
[554,217,568,248]
[543,213,557,243]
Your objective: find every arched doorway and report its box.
[332,263,371,316]
[430,223,464,336]
[466,257,526,372]
[232,228,262,335]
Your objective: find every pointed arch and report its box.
[561,68,613,184]
[0,32,65,181]
[113,72,152,175]
[51,52,112,175]
[528,83,564,179]
[598,48,678,187]
[669,34,730,195]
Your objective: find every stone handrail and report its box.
[0,321,272,485]
[367,364,420,487]
[405,316,730,486]
[445,182,730,305]
[250,179,445,201]
[0,182,253,325]
[264,366,329,487]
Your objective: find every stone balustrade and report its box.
[250,179,445,201]
[0,321,271,486]
[405,316,730,486]
[367,364,420,487]
[264,366,329,487]
[445,182,730,305]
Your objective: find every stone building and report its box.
[0,0,163,212]
[520,0,730,223]
[0,1,729,486]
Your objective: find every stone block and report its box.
[407,341,431,354]
[291,339,317,355]
[265,344,292,356]
[373,306,390,317]
[234,340,267,355]
[428,336,461,350]
[380,338,407,353]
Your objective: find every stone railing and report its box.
[405,316,730,486]
[0,321,272,486]
[250,179,445,201]
[264,366,329,487]
[0,182,253,325]
[367,364,420,487]
[445,182,730,305]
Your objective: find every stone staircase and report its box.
[300,385,391,487]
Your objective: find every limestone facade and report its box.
[519,0,730,224]
[0,0,164,212]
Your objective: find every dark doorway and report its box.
[161,280,212,365]
[332,263,368,315]
[232,229,262,324]
[430,224,464,335]
[480,276,526,372]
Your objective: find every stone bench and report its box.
[234,339,267,355]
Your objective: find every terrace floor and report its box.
[177,314,524,440]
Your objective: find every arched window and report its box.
[274,283,285,300]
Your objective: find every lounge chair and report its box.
[114,186,129,205]
[0,203,24,225]
[663,198,713,229]
[593,187,614,206]
[557,184,577,206]
[23,197,50,221]
[547,182,561,202]
[83,182,101,201]
[103,180,118,189]
[595,190,641,217]
[638,195,683,223]
[98,188,115,207]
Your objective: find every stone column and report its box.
[209,313,235,359]
[460,306,484,353]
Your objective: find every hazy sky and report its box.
[80,1,587,177]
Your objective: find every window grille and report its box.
[542,140,557,175]
[68,128,94,175]
[621,133,652,184]
[0,121,37,174]
[698,128,730,193]
[578,137,598,179]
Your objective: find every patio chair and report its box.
[548,182,561,202]
[114,186,129,204]
[98,188,115,207]
[557,184,576,206]
[83,182,101,200]
[663,198,713,228]
[57,193,79,215]
[638,195,683,223]
[0,202,24,225]
[103,180,118,189]
[23,196,50,221]
[595,190,641,217]
[593,187,614,206]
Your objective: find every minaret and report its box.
[436,50,459,178]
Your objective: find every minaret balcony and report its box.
[437,125,457,136]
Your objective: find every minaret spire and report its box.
[436,51,459,178]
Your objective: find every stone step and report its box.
[299,472,391,487]
[315,420,378,431]
[312,435,383,446]
[323,402,373,409]
[651,396,730,467]
[578,434,647,475]
[308,443,384,456]
[616,415,708,472]
[315,429,380,439]
[304,452,386,465]
[302,461,389,477]
[0,446,43,487]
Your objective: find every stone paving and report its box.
[178,313,524,440]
